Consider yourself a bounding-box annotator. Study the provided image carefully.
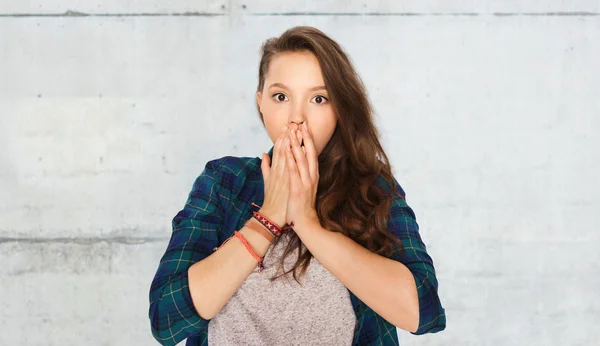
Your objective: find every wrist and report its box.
[245,218,276,243]
[292,212,319,232]
[257,208,286,228]
[238,226,271,257]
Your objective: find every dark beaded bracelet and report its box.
[251,202,294,235]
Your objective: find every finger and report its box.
[260,152,270,181]
[278,124,296,174]
[272,125,288,170]
[290,128,310,184]
[301,122,318,181]
[278,134,292,176]
[285,143,299,182]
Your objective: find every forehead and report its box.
[266,51,325,85]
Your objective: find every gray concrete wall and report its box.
[1,1,598,345]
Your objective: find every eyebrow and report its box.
[268,82,327,92]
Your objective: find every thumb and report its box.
[261,153,270,181]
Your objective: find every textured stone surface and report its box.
[1,2,599,345]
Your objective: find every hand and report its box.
[285,122,319,229]
[259,124,296,227]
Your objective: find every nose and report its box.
[288,105,306,129]
[288,121,304,130]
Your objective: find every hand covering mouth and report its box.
[297,130,304,147]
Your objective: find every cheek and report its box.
[262,114,285,144]
[264,123,280,144]
[311,123,336,153]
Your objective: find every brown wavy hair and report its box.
[256,26,405,284]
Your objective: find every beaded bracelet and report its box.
[251,202,294,235]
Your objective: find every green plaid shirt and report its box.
[149,146,446,345]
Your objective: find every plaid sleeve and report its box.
[148,158,224,345]
[386,178,447,335]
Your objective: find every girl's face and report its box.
[256,50,337,156]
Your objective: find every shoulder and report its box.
[197,154,261,177]
[196,154,262,192]
[217,154,262,177]
[375,173,406,200]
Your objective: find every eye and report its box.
[311,95,329,105]
[272,93,288,102]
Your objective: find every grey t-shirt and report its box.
[208,231,357,345]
